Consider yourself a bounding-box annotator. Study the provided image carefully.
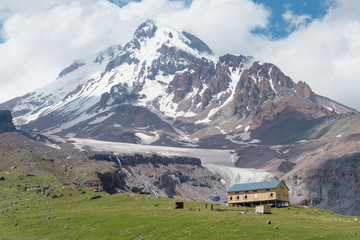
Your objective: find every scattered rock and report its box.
[274,226,278,229]
[51,194,63,199]
[197,208,201,212]
[0,176,5,180]
[154,204,159,206]
[64,225,70,229]
[354,218,358,222]
[45,216,50,220]
[267,220,271,224]
[351,232,357,236]
[210,195,220,202]
[89,195,101,200]
[295,212,298,214]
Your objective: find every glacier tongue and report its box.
[203,163,274,189]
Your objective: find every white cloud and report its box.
[257,0,360,110]
[282,10,311,32]
[0,0,130,102]
[0,0,359,111]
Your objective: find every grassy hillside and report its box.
[0,170,359,240]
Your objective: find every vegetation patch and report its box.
[0,169,359,239]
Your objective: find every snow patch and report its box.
[88,113,114,125]
[135,132,159,145]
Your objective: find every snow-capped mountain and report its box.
[0,20,356,148]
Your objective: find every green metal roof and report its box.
[227,180,283,192]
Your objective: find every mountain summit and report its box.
[0,20,355,147]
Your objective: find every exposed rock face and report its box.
[93,153,201,167]
[167,54,252,110]
[181,31,213,55]
[285,152,360,215]
[230,62,318,118]
[134,19,158,40]
[0,110,16,133]
[58,61,85,78]
[92,153,227,202]
[95,169,121,193]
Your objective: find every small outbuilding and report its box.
[256,204,271,214]
[227,180,290,207]
[174,202,184,209]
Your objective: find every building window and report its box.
[253,190,257,193]
[235,192,239,194]
[237,196,239,200]
[268,193,273,198]
[245,191,249,193]
[266,189,270,191]
[230,197,232,200]
[255,194,258,199]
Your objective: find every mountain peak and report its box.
[134,19,158,40]
[181,31,213,55]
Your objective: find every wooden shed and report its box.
[256,204,271,214]
[227,180,290,207]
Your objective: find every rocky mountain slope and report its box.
[1,20,360,215]
[0,20,355,149]
[0,112,226,202]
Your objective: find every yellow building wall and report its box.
[227,181,289,204]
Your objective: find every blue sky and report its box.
[252,0,333,39]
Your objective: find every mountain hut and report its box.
[227,180,290,207]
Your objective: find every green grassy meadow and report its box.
[0,170,359,240]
